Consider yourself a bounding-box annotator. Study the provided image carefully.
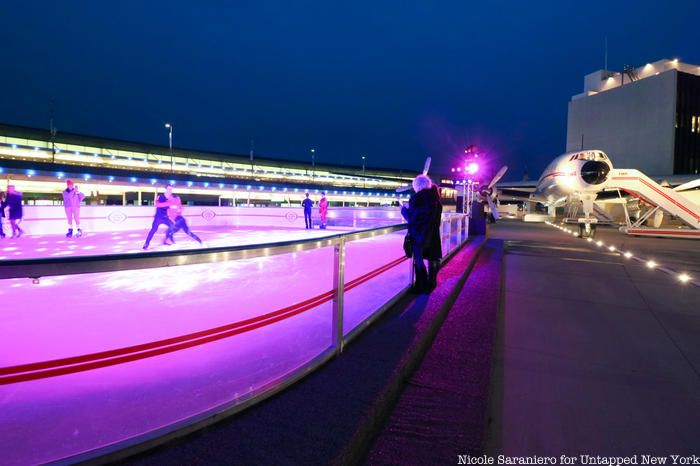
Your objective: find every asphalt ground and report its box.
[485,220,700,457]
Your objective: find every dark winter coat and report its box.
[5,193,22,220]
[401,185,443,260]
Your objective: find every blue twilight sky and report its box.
[1,1,698,179]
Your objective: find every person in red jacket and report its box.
[165,195,202,245]
[319,192,329,229]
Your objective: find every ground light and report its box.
[543,221,698,288]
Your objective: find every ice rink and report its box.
[0,222,429,465]
[0,224,354,260]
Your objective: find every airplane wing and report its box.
[674,179,700,192]
[497,188,534,200]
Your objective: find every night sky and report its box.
[1,1,698,179]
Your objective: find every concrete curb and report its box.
[335,236,489,466]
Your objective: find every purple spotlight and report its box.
[467,162,479,174]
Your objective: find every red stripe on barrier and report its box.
[0,256,407,384]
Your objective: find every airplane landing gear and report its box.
[579,222,597,239]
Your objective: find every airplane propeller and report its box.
[422,156,432,176]
[396,156,432,193]
[479,165,508,221]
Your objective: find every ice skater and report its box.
[4,185,24,239]
[62,179,85,237]
[319,192,328,229]
[142,185,176,250]
[165,194,202,245]
[302,192,313,229]
[0,191,6,239]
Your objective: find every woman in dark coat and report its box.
[401,175,442,293]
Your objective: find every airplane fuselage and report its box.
[531,150,613,206]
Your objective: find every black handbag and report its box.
[403,234,413,258]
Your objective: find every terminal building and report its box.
[567,58,700,176]
[0,123,456,207]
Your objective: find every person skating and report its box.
[302,192,313,229]
[401,175,442,294]
[0,191,6,239]
[165,194,202,245]
[62,179,85,237]
[5,185,24,239]
[142,185,176,250]
[319,192,329,229]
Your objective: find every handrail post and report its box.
[332,238,346,353]
[462,215,467,243]
[448,217,453,253]
[456,216,462,245]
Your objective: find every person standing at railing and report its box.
[142,184,176,250]
[319,192,329,229]
[302,192,313,229]
[4,185,24,239]
[165,194,203,245]
[62,179,85,238]
[425,184,443,290]
[401,175,442,293]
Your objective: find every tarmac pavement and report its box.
[485,220,700,457]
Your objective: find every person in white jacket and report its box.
[62,179,85,237]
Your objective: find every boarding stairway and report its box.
[608,169,700,238]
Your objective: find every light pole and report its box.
[311,148,316,182]
[362,155,366,188]
[165,123,173,173]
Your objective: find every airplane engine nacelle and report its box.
[570,152,613,196]
[580,160,611,187]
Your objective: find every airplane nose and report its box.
[581,161,610,185]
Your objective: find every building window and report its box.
[693,116,697,133]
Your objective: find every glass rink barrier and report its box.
[0,216,469,465]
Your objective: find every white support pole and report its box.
[332,238,346,353]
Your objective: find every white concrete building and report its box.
[567,58,700,176]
